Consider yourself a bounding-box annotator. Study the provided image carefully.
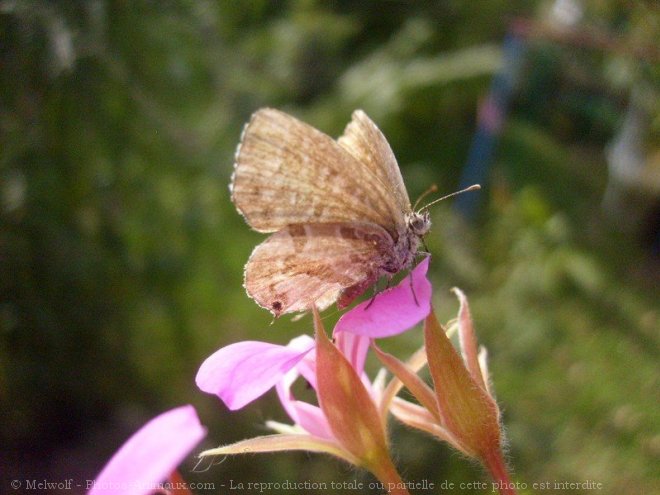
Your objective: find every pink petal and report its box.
[274,339,332,439]
[196,340,313,410]
[286,335,318,389]
[334,257,432,337]
[334,330,370,374]
[274,357,311,424]
[294,349,318,390]
[88,405,206,495]
[287,399,335,440]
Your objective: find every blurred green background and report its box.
[1,1,659,494]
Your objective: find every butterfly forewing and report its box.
[231,108,400,234]
[245,222,394,316]
[337,110,411,226]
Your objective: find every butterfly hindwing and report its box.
[244,222,395,316]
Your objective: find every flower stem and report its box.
[482,448,517,495]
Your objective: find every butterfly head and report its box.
[407,210,431,237]
[407,184,482,239]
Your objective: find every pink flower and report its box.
[196,334,336,440]
[197,254,516,494]
[195,292,432,495]
[197,260,522,495]
[195,331,376,465]
[88,405,206,495]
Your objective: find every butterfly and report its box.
[230,108,478,317]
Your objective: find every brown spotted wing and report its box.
[230,109,431,316]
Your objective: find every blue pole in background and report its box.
[455,33,527,219]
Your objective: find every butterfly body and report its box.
[231,108,429,317]
[337,212,429,309]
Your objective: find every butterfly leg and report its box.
[409,271,419,306]
[421,237,430,254]
[364,291,378,310]
[364,279,387,310]
[337,273,378,309]
[364,276,393,310]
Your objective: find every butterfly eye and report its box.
[409,213,430,236]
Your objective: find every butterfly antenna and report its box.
[412,184,438,211]
[418,184,481,212]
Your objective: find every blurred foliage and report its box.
[1,1,658,494]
